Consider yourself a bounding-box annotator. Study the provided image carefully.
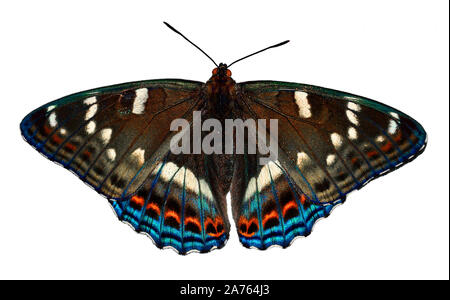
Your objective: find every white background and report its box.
[0,0,448,280]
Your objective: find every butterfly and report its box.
[20,22,427,255]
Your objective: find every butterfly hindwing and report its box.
[110,153,230,254]
[232,155,343,249]
[229,116,343,249]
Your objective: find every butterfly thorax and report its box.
[203,63,238,117]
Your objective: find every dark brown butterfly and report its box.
[20,22,427,254]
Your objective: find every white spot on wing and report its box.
[131,148,145,165]
[49,112,57,127]
[100,128,112,144]
[47,105,56,112]
[347,102,361,112]
[172,166,185,187]
[106,148,116,161]
[60,128,67,135]
[256,161,282,191]
[83,96,97,105]
[132,88,148,114]
[86,120,96,134]
[297,152,310,168]
[388,119,398,135]
[244,161,283,202]
[331,133,343,148]
[159,161,180,182]
[389,112,400,119]
[244,177,257,201]
[156,161,213,201]
[348,127,358,140]
[199,179,214,201]
[267,160,282,180]
[346,110,359,126]
[184,167,199,195]
[376,135,385,143]
[388,112,400,134]
[326,154,336,166]
[85,104,98,120]
[294,91,312,118]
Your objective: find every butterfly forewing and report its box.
[240,81,427,205]
[21,80,201,197]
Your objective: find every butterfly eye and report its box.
[226,69,232,77]
[212,68,218,75]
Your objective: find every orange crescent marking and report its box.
[131,195,145,207]
[165,209,181,224]
[145,202,160,216]
[184,216,202,232]
[262,210,279,228]
[282,200,298,217]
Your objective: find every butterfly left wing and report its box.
[20,79,230,254]
[230,80,426,249]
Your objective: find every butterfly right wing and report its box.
[239,81,427,205]
[230,80,426,250]
[229,113,342,249]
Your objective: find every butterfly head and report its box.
[208,63,235,90]
[212,63,232,78]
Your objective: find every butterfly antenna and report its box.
[164,22,218,67]
[228,40,290,67]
